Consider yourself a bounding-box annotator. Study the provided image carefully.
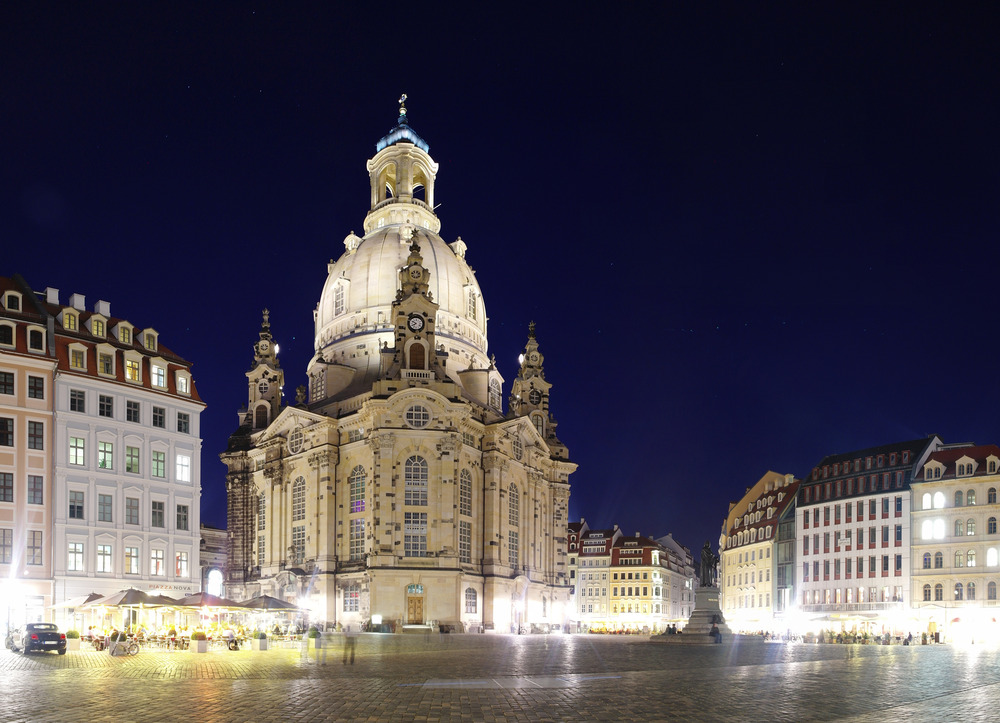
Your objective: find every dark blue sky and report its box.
[3,4,999,552]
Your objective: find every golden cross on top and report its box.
[398,93,407,116]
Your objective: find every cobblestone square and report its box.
[2,634,999,722]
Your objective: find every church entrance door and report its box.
[407,596,424,624]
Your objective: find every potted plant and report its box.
[251,631,268,651]
[307,626,321,650]
[190,630,208,654]
[64,629,81,651]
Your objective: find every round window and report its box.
[405,405,430,429]
[258,380,269,396]
[529,390,542,405]
[288,428,303,454]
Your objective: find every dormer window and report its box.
[63,311,78,331]
[28,327,44,351]
[68,343,87,370]
[334,283,345,316]
[5,293,21,311]
[176,371,191,395]
[0,324,13,347]
[123,351,142,383]
[488,378,501,409]
[118,325,132,344]
[91,318,105,337]
[151,360,167,388]
[144,331,157,351]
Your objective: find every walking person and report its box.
[343,626,357,665]
[314,629,328,665]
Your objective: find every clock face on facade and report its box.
[407,314,425,332]
[529,390,542,405]
[259,340,269,352]
[528,352,539,363]
[409,267,422,280]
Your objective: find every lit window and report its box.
[177,374,190,394]
[70,349,85,369]
[144,333,156,351]
[98,441,113,469]
[292,477,306,521]
[69,437,85,465]
[126,446,140,474]
[92,319,105,337]
[176,454,191,482]
[125,546,139,574]
[68,542,84,571]
[97,544,112,572]
[404,456,428,505]
[151,549,165,576]
[64,313,78,331]
[152,365,165,388]
[176,551,189,577]
[349,466,365,513]
[120,327,131,344]
[125,359,140,381]
[99,352,113,375]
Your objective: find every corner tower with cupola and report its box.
[223,98,576,634]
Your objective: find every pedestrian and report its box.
[710,623,721,644]
[343,626,357,665]
[315,628,328,665]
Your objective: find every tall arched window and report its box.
[955,583,964,600]
[968,519,976,536]
[968,582,976,600]
[464,587,477,613]
[956,519,965,537]
[922,584,931,601]
[968,490,977,505]
[990,582,997,601]
[934,583,943,601]
[934,552,943,568]
[922,493,932,510]
[404,456,428,505]
[922,553,931,569]
[508,484,519,526]
[956,550,965,568]
[255,405,268,428]
[258,493,266,531]
[989,548,999,567]
[968,550,977,567]
[408,343,426,370]
[990,517,997,535]
[349,466,366,512]
[955,490,964,507]
[488,379,501,410]
[990,488,998,504]
[459,469,472,517]
[292,476,306,522]
[933,492,945,509]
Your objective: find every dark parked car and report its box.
[5,623,67,655]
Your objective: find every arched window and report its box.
[922,553,931,569]
[956,519,965,537]
[922,584,931,601]
[955,490,964,507]
[292,477,306,522]
[934,519,945,539]
[459,469,472,517]
[0,325,12,345]
[990,582,997,601]
[968,519,976,536]
[258,493,266,531]
[968,490,977,505]
[955,583,964,601]
[956,550,965,568]
[464,587,477,613]
[990,517,997,535]
[509,484,519,526]
[404,456,428,506]
[934,583,943,601]
[921,520,932,540]
[988,548,998,567]
[349,466,366,512]
[968,550,977,567]
[922,493,932,510]
[990,487,998,504]
[934,552,943,568]
[408,343,426,370]
[933,492,945,509]
[488,378,501,410]
[255,405,268,428]
[968,582,976,600]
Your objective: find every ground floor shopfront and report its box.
[0,577,52,637]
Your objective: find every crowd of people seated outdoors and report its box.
[83,623,265,651]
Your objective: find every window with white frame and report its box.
[98,493,113,522]
[292,477,306,521]
[126,497,139,525]
[27,475,43,505]
[405,405,430,429]
[465,587,477,613]
[177,504,189,531]
[459,469,472,516]
[404,456,428,505]
[258,493,266,531]
[291,525,305,564]
[349,466,365,512]
[152,406,165,428]
[177,412,190,434]
[126,446,140,474]
[125,357,140,382]
[70,389,85,412]
[70,348,86,370]
[125,546,139,574]
[488,378,501,409]
[152,451,165,478]
[176,551,189,577]
[68,542,84,571]
[459,520,471,563]
[404,512,427,556]
[349,518,365,561]
[509,530,519,567]
[176,454,191,483]
[176,373,190,394]
[97,544,112,572]
[69,490,84,519]
[126,400,140,423]
[508,484,519,526]
[152,364,166,388]
[98,441,113,469]
[343,584,360,612]
[0,418,11,448]
[151,549,164,575]
[151,500,164,527]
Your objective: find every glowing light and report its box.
[371,614,382,625]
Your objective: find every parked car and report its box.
[6,623,67,655]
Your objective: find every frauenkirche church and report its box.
[222,99,576,632]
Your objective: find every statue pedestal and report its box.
[686,586,732,637]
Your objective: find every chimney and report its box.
[94,300,111,316]
[69,293,85,311]
[44,287,59,304]
[636,531,641,538]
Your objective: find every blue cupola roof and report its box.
[376,94,430,153]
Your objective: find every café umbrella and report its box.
[85,588,178,629]
[241,595,302,611]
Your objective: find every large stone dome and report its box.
[308,111,490,403]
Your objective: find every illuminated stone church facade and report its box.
[222,101,575,632]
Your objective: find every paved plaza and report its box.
[2,634,999,722]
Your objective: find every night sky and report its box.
[4,5,1000,555]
